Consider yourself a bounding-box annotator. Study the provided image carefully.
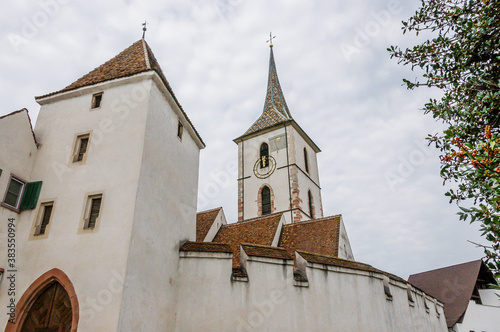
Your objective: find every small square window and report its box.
[91,92,103,109]
[34,202,54,236]
[83,194,102,230]
[177,121,183,140]
[2,175,26,211]
[72,133,90,163]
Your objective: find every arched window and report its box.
[261,186,271,215]
[260,143,269,168]
[308,190,314,218]
[304,148,309,174]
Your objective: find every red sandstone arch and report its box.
[5,268,79,332]
[257,183,275,216]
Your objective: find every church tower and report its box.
[234,43,323,224]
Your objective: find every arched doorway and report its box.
[21,281,72,331]
[5,269,79,332]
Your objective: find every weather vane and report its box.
[142,21,148,39]
[267,32,276,47]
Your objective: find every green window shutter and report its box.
[20,181,43,210]
[0,169,2,177]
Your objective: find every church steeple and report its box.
[235,41,323,224]
[242,45,292,136]
[263,45,292,120]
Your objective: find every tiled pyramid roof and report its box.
[279,215,341,258]
[196,207,222,241]
[212,213,283,267]
[241,46,292,137]
[35,39,204,146]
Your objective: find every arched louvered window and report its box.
[308,190,314,218]
[260,143,269,168]
[304,148,310,174]
[262,186,271,215]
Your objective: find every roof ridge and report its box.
[0,108,38,145]
[283,214,341,227]
[197,207,223,214]
[240,243,287,250]
[141,39,151,69]
[225,212,283,226]
[408,259,483,277]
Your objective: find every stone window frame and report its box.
[78,191,104,233]
[69,130,92,166]
[91,92,103,110]
[30,199,56,240]
[257,183,275,216]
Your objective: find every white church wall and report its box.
[203,208,227,242]
[338,216,355,260]
[288,125,324,221]
[289,125,320,185]
[117,77,202,331]
[176,252,447,332]
[0,75,153,331]
[453,298,500,332]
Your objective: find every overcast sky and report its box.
[0,0,486,279]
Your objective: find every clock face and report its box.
[253,156,276,179]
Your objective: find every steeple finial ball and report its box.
[142,21,148,40]
[267,32,276,48]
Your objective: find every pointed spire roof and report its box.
[35,39,204,146]
[242,45,292,136]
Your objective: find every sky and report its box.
[0,0,487,279]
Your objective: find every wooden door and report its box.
[20,282,72,332]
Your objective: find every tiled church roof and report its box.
[279,215,341,257]
[35,39,204,146]
[196,207,222,241]
[241,46,292,137]
[212,213,283,267]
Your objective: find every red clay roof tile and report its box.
[279,215,341,258]
[241,243,292,261]
[213,213,283,267]
[180,241,232,253]
[196,207,222,242]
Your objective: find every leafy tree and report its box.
[389,0,500,277]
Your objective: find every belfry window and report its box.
[261,186,271,215]
[304,148,309,174]
[308,190,314,218]
[260,143,269,168]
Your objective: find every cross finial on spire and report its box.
[266,32,276,48]
[142,21,148,39]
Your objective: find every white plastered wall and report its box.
[175,251,447,331]
[0,74,153,331]
[117,77,201,331]
[0,110,38,294]
[289,125,323,221]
